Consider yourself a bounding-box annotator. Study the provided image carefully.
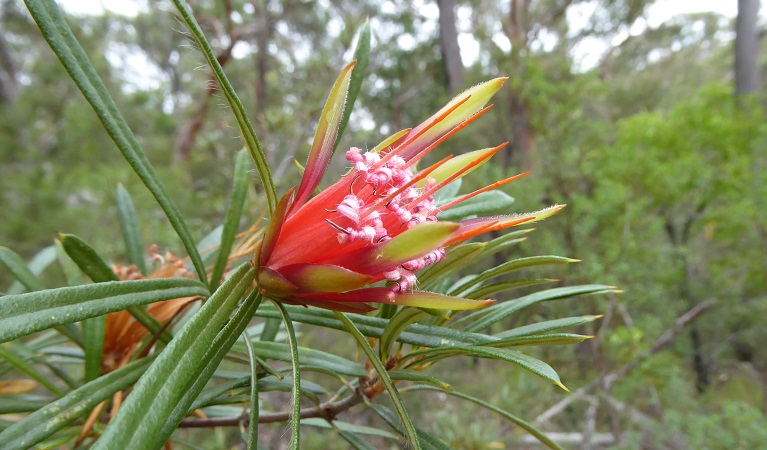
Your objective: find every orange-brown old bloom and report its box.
[256,62,562,312]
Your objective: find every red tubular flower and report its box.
[255,62,563,312]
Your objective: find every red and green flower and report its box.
[256,62,562,312]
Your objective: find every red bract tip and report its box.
[440,172,530,211]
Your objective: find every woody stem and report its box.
[176,388,364,428]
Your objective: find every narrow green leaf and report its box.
[93,264,255,450]
[480,228,535,257]
[437,190,515,221]
[302,418,399,439]
[59,233,175,344]
[170,0,276,211]
[335,312,421,449]
[33,432,78,449]
[245,352,284,380]
[255,304,497,348]
[115,184,147,275]
[0,358,152,450]
[7,342,77,390]
[333,20,370,155]
[197,225,223,265]
[210,150,251,290]
[0,344,64,396]
[493,315,602,339]
[465,278,557,299]
[54,240,85,286]
[260,317,281,342]
[82,314,105,383]
[0,278,208,343]
[231,341,367,377]
[59,234,119,282]
[388,370,452,390]
[377,303,398,320]
[0,397,48,414]
[0,247,45,292]
[185,377,249,413]
[406,386,564,450]
[242,333,259,450]
[4,246,56,295]
[458,285,614,332]
[449,256,578,295]
[256,377,325,397]
[335,430,379,450]
[1,245,83,346]
[157,291,263,442]
[488,333,593,347]
[24,0,207,282]
[59,236,108,383]
[380,308,429,360]
[400,345,567,390]
[369,404,447,450]
[273,301,301,450]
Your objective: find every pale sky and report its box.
[59,0,746,22]
[57,0,757,82]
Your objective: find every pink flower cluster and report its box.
[334,147,446,292]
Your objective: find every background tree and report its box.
[736,0,761,95]
[1,0,766,447]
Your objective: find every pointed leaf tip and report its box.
[293,62,356,210]
[393,77,509,161]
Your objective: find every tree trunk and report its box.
[504,0,535,169]
[735,0,761,95]
[174,42,236,162]
[690,325,710,393]
[437,0,464,94]
[665,215,710,393]
[0,27,18,104]
[253,1,274,109]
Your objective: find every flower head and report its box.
[104,246,197,372]
[256,63,563,312]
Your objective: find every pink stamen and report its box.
[359,154,453,222]
[407,143,505,209]
[372,94,473,170]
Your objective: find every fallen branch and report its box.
[534,299,716,425]
[520,432,615,446]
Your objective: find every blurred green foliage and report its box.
[1,0,766,448]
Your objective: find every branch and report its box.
[177,389,364,428]
[534,299,716,425]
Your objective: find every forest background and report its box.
[1,0,766,448]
